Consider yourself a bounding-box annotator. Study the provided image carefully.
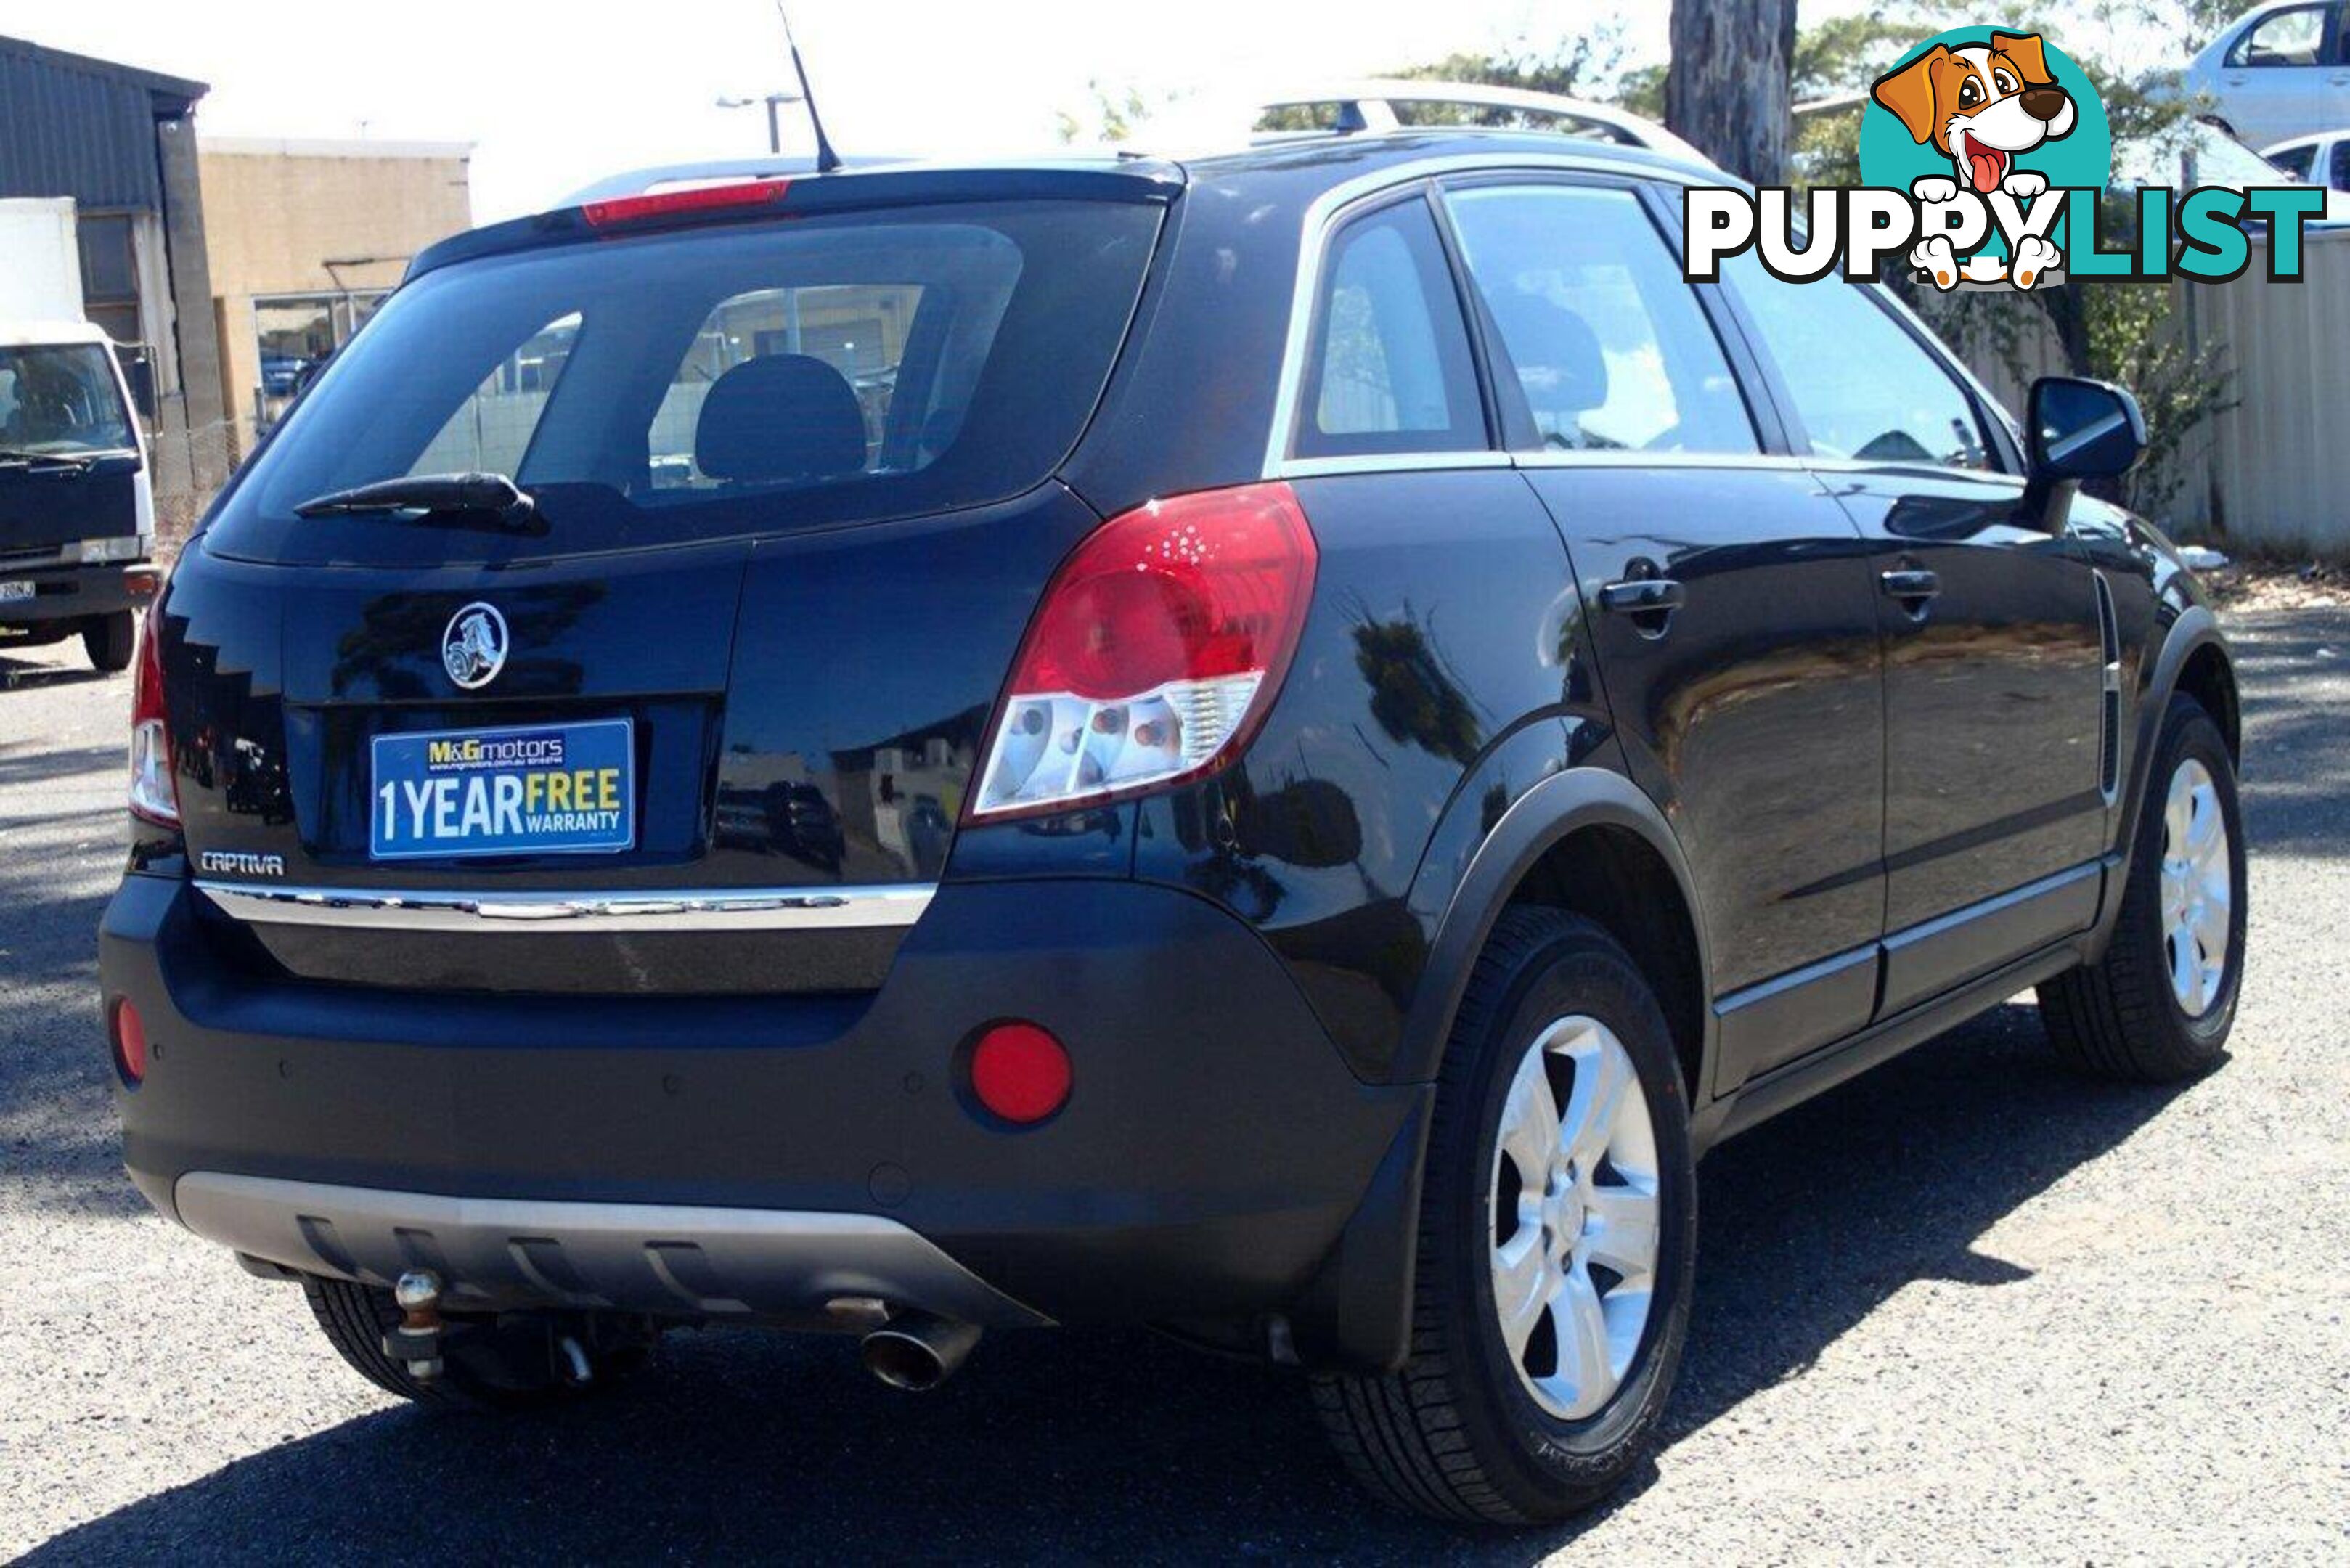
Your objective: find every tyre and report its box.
[83,611,136,674]
[1313,908,1697,1524]
[2039,694,2246,1082]
[302,1275,655,1410]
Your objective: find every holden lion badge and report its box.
[441,602,508,690]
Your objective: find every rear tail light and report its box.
[971,482,1317,820]
[128,611,178,826]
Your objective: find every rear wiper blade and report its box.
[293,471,539,528]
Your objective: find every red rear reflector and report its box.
[111,998,147,1085]
[581,180,788,228]
[967,1022,1072,1125]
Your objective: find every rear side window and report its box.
[1718,249,1999,472]
[1443,183,1756,454]
[2333,140,2350,189]
[208,199,1161,565]
[1295,199,1486,459]
[2269,143,2318,181]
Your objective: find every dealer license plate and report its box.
[370,719,634,860]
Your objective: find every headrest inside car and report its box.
[694,354,869,484]
[1490,293,1608,419]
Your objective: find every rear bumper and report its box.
[176,1172,1049,1325]
[0,561,144,625]
[101,873,1426,1334]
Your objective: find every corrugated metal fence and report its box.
[1943,226,2350,559]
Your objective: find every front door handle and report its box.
[1599,576,1686,637]
[1880,567,1942,619]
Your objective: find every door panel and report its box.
[1709,249,2104,1013]
[1435,179,1887,1087]
[1828,467,2107,1009]
[1522,461,1885,1079]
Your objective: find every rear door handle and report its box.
[1880,568,1941,618]
[1599,577,1686,637]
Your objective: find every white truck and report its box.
[0,197,158,671]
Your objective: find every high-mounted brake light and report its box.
[128,610,178,826]
[971,482,1317,820]
[580,179,789,229]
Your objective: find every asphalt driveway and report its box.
[1,610,2343,1564]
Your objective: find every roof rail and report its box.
[1243,79,1715,167]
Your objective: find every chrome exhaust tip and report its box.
[860,1310,982,1392]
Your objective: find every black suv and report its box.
[99,121,2246,1524]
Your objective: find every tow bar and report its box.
[384,1270,447,1383]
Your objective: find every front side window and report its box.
[0,344,135,457]
[1718,248,1997,472]
[2227,4,2327,65]
[645,282,944,489]
[1444,183,1758,454]
[409,312,583,478]
[1297,199,1485,457]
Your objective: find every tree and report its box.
[1053,79,1156,145]
[1788,1,2247,516]
[1666,0,1798,184]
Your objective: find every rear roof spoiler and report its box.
[409,159,1184,283]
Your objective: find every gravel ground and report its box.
[1,611,2343,1564]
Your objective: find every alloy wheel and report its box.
[2159,756,2232,1018]
[1487,1015,1661,1421]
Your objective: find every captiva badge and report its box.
[441,602,508,690]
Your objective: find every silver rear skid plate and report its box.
[174,1172,1049,1327]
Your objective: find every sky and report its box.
[0,0,1685,222]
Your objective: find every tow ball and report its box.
[384,1270,448,1383]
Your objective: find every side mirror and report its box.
[2028,376,2146,480]
[120,348,158,420]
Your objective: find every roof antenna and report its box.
[775,3,842,173]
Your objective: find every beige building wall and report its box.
[197,136,473,451]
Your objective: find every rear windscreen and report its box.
[205,198,1162,565]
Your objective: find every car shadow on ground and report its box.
[0,653,110,693]
[22,1002,2192,1565]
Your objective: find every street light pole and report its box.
[717,92,804,156]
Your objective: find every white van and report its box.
[0,319,155,671]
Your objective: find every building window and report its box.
[78,213,142,350]
[250,291,391,428]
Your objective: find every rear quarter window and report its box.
[207,198,1161,565]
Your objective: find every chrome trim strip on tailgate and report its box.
[173,1172,1050,1326]
[192,879,935,933]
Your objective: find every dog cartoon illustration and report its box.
[1872,32,2076,290]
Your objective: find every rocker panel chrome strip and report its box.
[192,878,935,934]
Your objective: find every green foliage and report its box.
[1053,79,1156,145]
[1798,1,2248,520]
